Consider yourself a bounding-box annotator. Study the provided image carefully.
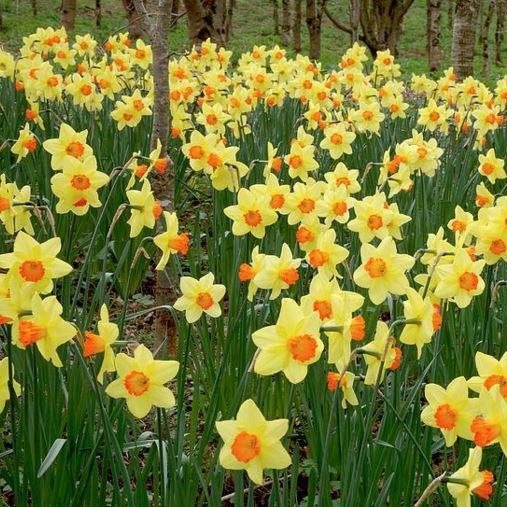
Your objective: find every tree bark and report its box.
[496,0,506,64]
[281,0,291,45]
[31,0,37,15]
[273,0,280,34]
[61,0,77,31]
[183,0,222,45]
[358,0,415,57]
[427,0,442,71]
[451,0,480,80]
[0,4,3,32]
[306,0,324,60]
[349,0,360,43]
[293,0,302,52]
[121,0,146,38]
[224,0,235,42]
[133,0,177,357]
[481,0,496,74]
[96,0,102,26]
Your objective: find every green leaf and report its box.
[37,438,67,478]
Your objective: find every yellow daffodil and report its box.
[468,351,507,398]
[83,304,118,383]
[174,272,226,323]
[215,399,291,484]
[224,188,277,238]
[105,344,179,418]
[0,357,21,414]
[11,124,37,162]
[434,249,485,308]
[50,155,109,215]
[13,293,76,367]
[153,212,189,270]
[420,377,478,446]
[353,237,415,304]
[42,123,93,170]
[253,243,300,300]
[0,231,72,294]
[447,447,494,506]
[252,298,323,383]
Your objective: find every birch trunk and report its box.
[451,0,480,80]
[427,0,442,71]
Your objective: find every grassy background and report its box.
[1,0,506,82]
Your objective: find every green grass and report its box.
[1,0,506,82]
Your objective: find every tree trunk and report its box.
[481,0,496,74]
[31,0,37,15]
[496,0,506,64]
[133,0,177,357]
[447,0,453,27]
[281,0,291,45]
[0,4,3,32]
[224,0,235,42]
[427,0,442,71]
[349,0,360,43]
[306,0,324,60]
[273,0,280,34]
[183,0,221,45]
[451,0,480,80]
[293,0,302,52]
[61,0,77,31]
[121,0,145,38]
[96,0,102,26]
[359,0,415,57]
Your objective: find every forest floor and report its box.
[1,0,506,83]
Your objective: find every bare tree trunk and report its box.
[61,0,77,31]
[306,0,324,60]
[121,0,145,38]
[359,0,415,56]
[273,0,280,34]
[31,0,37,15]
[95,0,101,26]
[293,0,302,52]
[281,0,291,45]
[451,0,480,80]
[496,0,506,64]
[133,0,177,357]
[183,0,220,45]
[349,0,360,43]
[0,4,3,32]
[447,0,453,27]
[427,0,442,71]
[224,0,235,42]
[481,0,496,74]
[172,0,180,15]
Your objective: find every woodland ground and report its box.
[1,0,507,83]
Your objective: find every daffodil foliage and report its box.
[0,27,506,506]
